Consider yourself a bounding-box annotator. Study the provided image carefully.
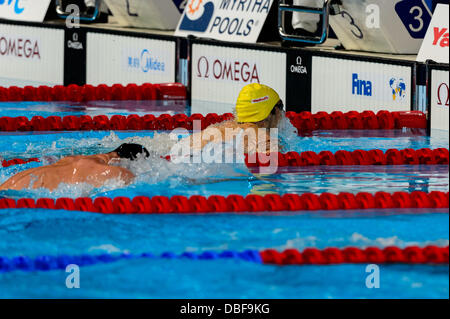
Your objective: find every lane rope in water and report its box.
[0,110,427,132]
[0,191,448,214]
[244,148,449,167]
[0,246,447,274]
[1,158,40,168]
[0,83,428,131]
[0,83,187,102]
[2,148,448,168]
[286,110,427,131]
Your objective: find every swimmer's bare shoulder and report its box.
[0,154,135,191]
[0,157,83,191]
[67,155,136,186]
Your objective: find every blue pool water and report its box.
[0,101,449,298]
[0,209,448,298]
[0,101,188,119]
[1,130,448,199]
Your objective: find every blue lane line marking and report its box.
[0,250,262,273]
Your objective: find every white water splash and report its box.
[88,244,128,254]
[0,129,251,198]
[274,232,449,251]
[348,232,450,248]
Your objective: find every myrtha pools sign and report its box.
[175,0,274,43]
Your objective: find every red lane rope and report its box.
[2,148,448,169]
[0,83,427,132]
[0,113,232,132]
[0,82,429,130]
[0,191,447,214]
[246,148,449,167]
[1,158,40,168]
[286,110,428,131]
[260,246,449,265]
[0,111,426,132]
[0,83,186,102]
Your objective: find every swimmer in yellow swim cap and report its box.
[235,83,284,127]
[186,83,284,154]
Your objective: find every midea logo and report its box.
[127,49,165,73]
[0,0,24,14]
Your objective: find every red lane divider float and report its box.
[0,111,427,132]
[245,148,449,167]
[0,83,187,102]
[0,113,234,132]
[1,158,40,168]
[0,83,427,131]
[2,148,448,169]
[260,246,449,265]
[286,110,428,131]
[0,191,447,214]
[0,82,430,130]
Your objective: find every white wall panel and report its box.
[192,43,286,115]
[430,69,449,133]
[0,24,64,87]
[87,33,176,86]
[312,56,412,113]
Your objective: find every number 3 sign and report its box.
[395,0,433,39]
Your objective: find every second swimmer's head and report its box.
[112,143,150,161]
[235,84,284,126]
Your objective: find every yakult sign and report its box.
[175,0,274,43]
[191,43,286,114]
[417,4,449,63]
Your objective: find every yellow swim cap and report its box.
[235,84,281,123]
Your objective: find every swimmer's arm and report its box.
[118,168,135,184]
[104,166,135,185]
[0,181,9,191]
[180,125,230,150]
[0,167,41,191]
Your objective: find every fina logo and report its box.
[390,78,407,101]
[127,49,165,73]
[352,73,372,97]
[0,0,24,14]
[179,0,215,32]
